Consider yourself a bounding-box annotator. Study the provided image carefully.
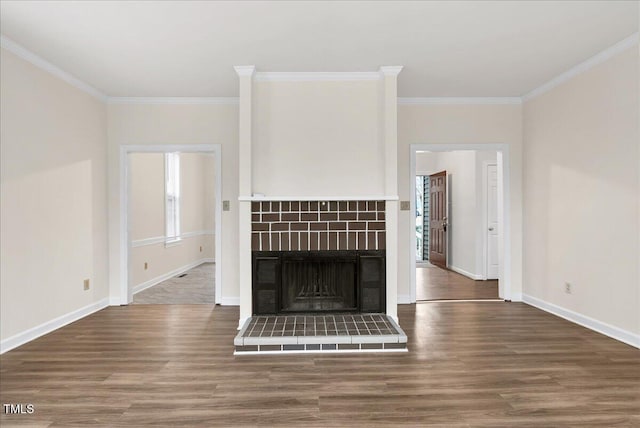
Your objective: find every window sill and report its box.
[165,238,182,248]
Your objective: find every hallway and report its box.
[417,263,499,301]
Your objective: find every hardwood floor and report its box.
[417,263,499,300]
[1,303,638,427]
[133,263,215,305]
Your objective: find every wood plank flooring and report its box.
[133,263,215,305]
[1,303,639,427]
[417,264,499,300]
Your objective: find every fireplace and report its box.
[253,250,385,315]
[251,199,386,315]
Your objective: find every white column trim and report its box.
[234,65,256,77]
[236,66,254,325]
[379,66,404,76]
[380,66,402,321]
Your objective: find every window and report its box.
[415,175,430,261]
[165,152,181,245]
[415,176,424,260]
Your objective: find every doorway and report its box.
[410,144,511,302]
[119,145,222,305]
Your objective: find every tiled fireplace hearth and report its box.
[234,314,407,354]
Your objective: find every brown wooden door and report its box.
[429,171,447,269]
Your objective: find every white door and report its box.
[486,164,499,279]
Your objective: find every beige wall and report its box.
[5,38,634,347]
[0,48,108,341]
[399,104,524,300]
[253,80,384,197]
[107,104,237,303]
[130,153,165,241]
[439,151,478,276]
[415,152,437,174]
[523,46,639,334]
[108,102,523,305]
[129,152,214,289]
[130,237,211,287]
[203,154,216,232]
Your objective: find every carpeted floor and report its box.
[132,263,215,304]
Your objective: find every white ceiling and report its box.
[0,1,637,97]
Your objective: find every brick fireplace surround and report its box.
[238,201,406,354]
[251,200,386,252]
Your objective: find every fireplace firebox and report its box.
[252,250,385,315]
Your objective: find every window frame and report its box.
[164,152,181,246]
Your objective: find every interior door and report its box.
[486,164,499,279]
[429,171,447,269]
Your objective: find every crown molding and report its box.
[254,71,381,82]
[107,97,239,105]
[110,97,520,106]
[523,32,639,102]
[398,97,522,105]
[1,34,107,102]
[4,30,635,107]
[234,65,256,77]
[379,66,404,76]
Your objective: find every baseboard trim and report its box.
[522,294,639,349]
[221,297,240,306]
[397,294,413,304]
[237,316,250,330]
[510,292,523,302]
[448,265,483,280]
[1,298,110,354]
[132,259,209,295]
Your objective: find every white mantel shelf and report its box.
[238,195,400,201]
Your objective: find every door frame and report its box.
[409,144,512,302]
[119,144,222,305]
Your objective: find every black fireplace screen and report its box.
[252,250,385,315]
[281,257,357,312]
